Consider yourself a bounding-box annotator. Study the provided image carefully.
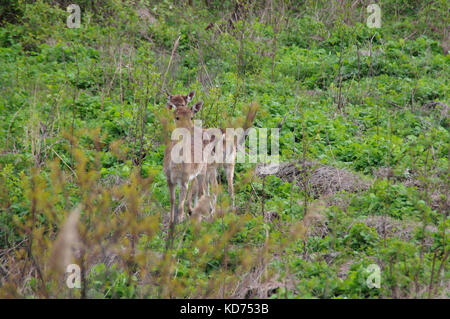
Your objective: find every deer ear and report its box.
[166,102,176,111]
[187,91,195,103]
[192,101,203,114]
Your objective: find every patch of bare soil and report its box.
[303,207,329,238]
[337,259,354,279]
[421,100,449,119]
[136,8,157,24]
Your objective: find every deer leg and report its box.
[209,168,218,214]
[177,182,188,222]
[225,164,235,209]
[187,178,197,215]
[167,179,176,224]
[197,172,206,198]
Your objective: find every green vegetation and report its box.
[0,0,448,298]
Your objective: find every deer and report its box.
[187,131,236,214]
[163,90,208,224]
[190,194,214,222]
[186,103,258,216]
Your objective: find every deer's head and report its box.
[165,90,203,129]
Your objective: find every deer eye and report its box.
[175,117,179,120]
[191,117,193,120]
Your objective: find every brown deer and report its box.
[163,90,207,223]
[190,194,213,222]
[187,103,258,215]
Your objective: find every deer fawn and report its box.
[163,90,207,223]
[187,104,258,215]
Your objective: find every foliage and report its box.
[0,0,448,299]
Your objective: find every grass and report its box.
[0,0,448,299]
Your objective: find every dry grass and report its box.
[231,264,296,298]
[256,161,370,198]
[362,215,440,246]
